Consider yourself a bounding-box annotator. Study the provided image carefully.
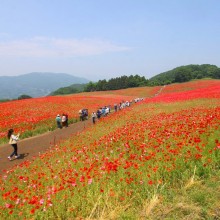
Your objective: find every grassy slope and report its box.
[1,79,220,219]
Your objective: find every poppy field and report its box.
[0,93,140,144]
[0,79,220,219]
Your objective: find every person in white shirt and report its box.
[61,114,67,127]
[92,112,97,124]
[7,129,20,160]
[105,107,110,115]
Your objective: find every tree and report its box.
[18,94,32,100]
[96,80,107,91]
[84,82,96,92]
[84,74,148,92]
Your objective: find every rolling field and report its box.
[0,94,138,144]
[0,79,220,219]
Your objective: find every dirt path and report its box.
[0,119,93,175]
[153,85,166,97]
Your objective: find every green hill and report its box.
[49,84,86,96]
[149,64,220,85]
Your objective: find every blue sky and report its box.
[0,0,219,80]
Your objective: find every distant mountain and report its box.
[0,72,89,99]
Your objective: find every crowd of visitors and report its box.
[134,97,144,103]
[55,98,144,129]
[78,109,88,121]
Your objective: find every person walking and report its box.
[79,109,83,121]
[65,113,69,127]
[105,106,110,115]
[7,129,20,160]
[56,114,62,129]
[97,109,101,119]
[91,112,96,124]
[61,114,67,128]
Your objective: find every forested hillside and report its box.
[50,75,148,95]
[149,64,220,85]
[84,75,148,92]
[49,84,86,96]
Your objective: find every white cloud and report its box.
[0,37,130,58]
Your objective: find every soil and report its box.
[0,119,93,175]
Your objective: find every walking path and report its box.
[153,85,166,97]
[0,119,92,175]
